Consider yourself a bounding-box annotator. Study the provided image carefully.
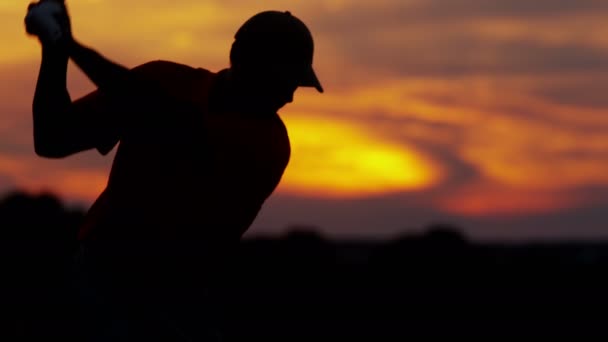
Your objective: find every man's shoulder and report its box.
[131,60,214,80]
[129,60,217,105]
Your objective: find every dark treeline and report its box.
[1,190,608,340]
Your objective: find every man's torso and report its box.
[79,61,291,246]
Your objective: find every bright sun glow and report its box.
[279,114,442,198]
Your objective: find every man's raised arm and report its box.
[31,40,75,157]
[27,0,133,158]
[69,39,134,95]
[27,1,159,158]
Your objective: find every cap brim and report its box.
[299,66,324,93]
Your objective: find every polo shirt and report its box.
[77,60,291,249]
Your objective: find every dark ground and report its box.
[1,190,608,340]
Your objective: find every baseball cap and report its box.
[231,10,324,93]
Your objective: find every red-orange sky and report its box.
[1,0,608,241]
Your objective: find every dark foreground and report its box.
[1,191,608,340]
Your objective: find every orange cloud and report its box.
[435,182,589,217]
[0,151,110,203]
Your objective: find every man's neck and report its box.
[211,68,277,116]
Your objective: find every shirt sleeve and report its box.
[69,89,122,156]
[68,60,192,156]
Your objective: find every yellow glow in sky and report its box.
[279,114,442,198]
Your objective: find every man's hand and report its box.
[25,0,72,46]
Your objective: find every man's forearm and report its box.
[68,39,131,90]
[33,45,70,115]
[31,45,74,156]
[67,39,165,109]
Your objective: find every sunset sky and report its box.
[1,0,607,241]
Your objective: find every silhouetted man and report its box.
[25,1,323,340]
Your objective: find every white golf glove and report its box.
[25,0,72,46]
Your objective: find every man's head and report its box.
[229,10,323,112]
